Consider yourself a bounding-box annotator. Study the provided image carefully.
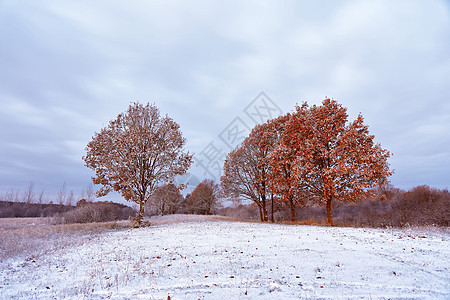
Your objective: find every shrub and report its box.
[217,204,260,221]
[387,185,449,227]
[303,185,450,227]
[58,201,137,224]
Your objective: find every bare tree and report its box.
[23,182,35,204]
[14,190,20,202]
[80,188,86,201]
[83,102,193,226]
[67,190,74,206]
[4,190,14,202]
[85,183,94,202]
[57,182,67,206]
[38,191,45,205]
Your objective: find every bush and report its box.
[386,185,449,227]
[306,185,450,227]
[217,204,260,221]
[58,201,137,224]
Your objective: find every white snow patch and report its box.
[1,216,449,299]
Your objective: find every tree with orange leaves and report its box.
[264,113,306,222]
[83,102,193,226]
[221,142,267,221]
[221,115,291,222]
[189,179,219,215]
[282,99,393,225]
[221,123,271,221]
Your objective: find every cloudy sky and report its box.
[1,0,449,202]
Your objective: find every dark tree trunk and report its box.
[270,194,274,223]
[137,200,145,227]
[261,195,268,222]
[289,196,295,222]
[326,197,334,226]
[262,204,268,222]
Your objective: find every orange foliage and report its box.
[221,116,288,221]
[189,179,219,215]
[221,98,393,225]
[280,99,393,225]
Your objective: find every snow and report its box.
[1,215,449,299]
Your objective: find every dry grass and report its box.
[281,219,331,226]
[0,215,237,262]
[0,218,131,262]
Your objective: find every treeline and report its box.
[0,178,221,222]
[218,185,450,227]
[0,182,136,222]
[0,199,137,224]
[0,201,72,218]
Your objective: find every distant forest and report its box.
[1,184,449,228]
[0,200,136,224]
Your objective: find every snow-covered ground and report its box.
[1,215,449,299]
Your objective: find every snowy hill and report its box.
[1,215,449,299]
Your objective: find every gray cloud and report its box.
[1,0,449,202]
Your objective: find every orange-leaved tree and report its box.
[282,99,393,225]
[221,115,290,222]
[83,102,193,226]
[266,113,310,222]
[221,145,263,218]
[247,119,282,222]
[221,126,266,221]
[188,179,219,215]
[147,183,184,216]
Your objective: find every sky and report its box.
[1,0,449,203]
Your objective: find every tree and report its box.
[23,182,35,204]
[85,183,94,202]
[67,190,74,206]
[57,182,67,206]
[282,99,393,225]
[147,183,184,216]
[183,193,191,214]
[83,102,193,226]
[221,115,289,222]
[221,145,263,219]
[265,114,307,222]
[38,191,45,206]
[189,179,219,215]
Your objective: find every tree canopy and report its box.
[221,98,393,225]
[83,102,193,225]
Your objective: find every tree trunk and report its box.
[326,197,334,226]
[270,194,274,223]
[261,197,268,222]
[138,200,145,227]
[289,196,295,222]
[262,203,268,222]
[258,205,263,221]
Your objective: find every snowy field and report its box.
[0,215,449,299]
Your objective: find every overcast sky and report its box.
[1,0,449,202]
